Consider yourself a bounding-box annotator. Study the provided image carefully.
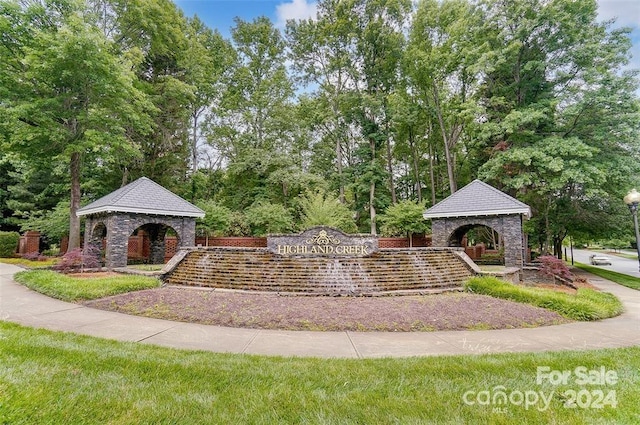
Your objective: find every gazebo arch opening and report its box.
[127,222,181,265]
[448,223,504,265]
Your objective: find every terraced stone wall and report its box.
[162,247,477,296]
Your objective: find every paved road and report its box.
[570,249,640,278]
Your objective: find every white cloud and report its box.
[275,0,317,28]
[597,0,640,28]
[597,0,640,74]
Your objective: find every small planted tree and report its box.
[196,200,232,242]
[53,245,101,273]
[297,190,357,233]
[245,202,293,236]
[537,255,573,282]
[379,200,430,247]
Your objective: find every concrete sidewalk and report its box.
[1,263,639,358]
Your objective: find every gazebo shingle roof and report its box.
[423,179,531,219]
[77,177,205,218]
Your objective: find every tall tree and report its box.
[103,0,193,190]
[287,0,359,203]
[182,17,235,175]
[207,17,298,209]
[334,0,411,234]
[1,0,151,249]
[476,0,640,255]
[406,0,484,195]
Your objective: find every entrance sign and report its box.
[267,226,378,257]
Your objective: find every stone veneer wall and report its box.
[84,213,196,269]
[163,247,476,296]
[431,215,525,269]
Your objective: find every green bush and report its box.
[196,200,232,237]
[0,231,20,257]
[379,200,430,240]
[245,202,293,236]
[297,189,357,233]
[464,276,623,321]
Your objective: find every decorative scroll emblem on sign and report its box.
[305,230,340,246]
[267,226,378,257]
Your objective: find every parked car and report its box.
[589,254,612,265]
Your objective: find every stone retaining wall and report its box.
[162,247,476,296]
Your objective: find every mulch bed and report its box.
[84,287,571,332]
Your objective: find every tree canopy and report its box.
[1,0,639,256]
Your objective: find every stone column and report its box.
[502,215,524,269]
[105,214,130,269]
[148,225,167,264]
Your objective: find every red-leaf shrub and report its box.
[22,251,43,261]
[53,245,101,273]
[537,255,573,281]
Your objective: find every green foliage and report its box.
[0,231,19,257]
[14,270,160,302]
[244,202,293,236]
[19,200,70,244]
[464,276,623,321]
[378,200,430,238]
[227,211,251,237]
[195,200,232,237]
[297,190,356,233]
[601,239,630,252]
[1,0,639,249]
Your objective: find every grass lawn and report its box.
[573,262,640,291]
[125,263,165,271]
[606,251,637,260]
[13,270,160,301]
[0,257,58,268]
[0,321,637,424]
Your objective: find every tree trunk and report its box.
[191,109,200,174]
[370,137,377,235]
[384,110,396,204]
[335,130,345,204]
[68,152,82,251]
[409,127,422,203]
[428,142,436,206]
[386,137,396,204]
[432,85,457,194]
[370,179,376,235]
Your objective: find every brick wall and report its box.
[18,231,40,255]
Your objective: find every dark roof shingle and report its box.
[77,177,205,218]
[423,180,531,219]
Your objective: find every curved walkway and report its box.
[1,263,639,358]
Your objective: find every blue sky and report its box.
[172,0,639,72]
[173,0,316,37]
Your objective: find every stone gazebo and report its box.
[423,180,531,269]
[77,177,205,269]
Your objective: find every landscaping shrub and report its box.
[536,255,573,281]
[22,251,44,261]
[53,245,101,273]
[464,276,623,321]
[0,231,20,257]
